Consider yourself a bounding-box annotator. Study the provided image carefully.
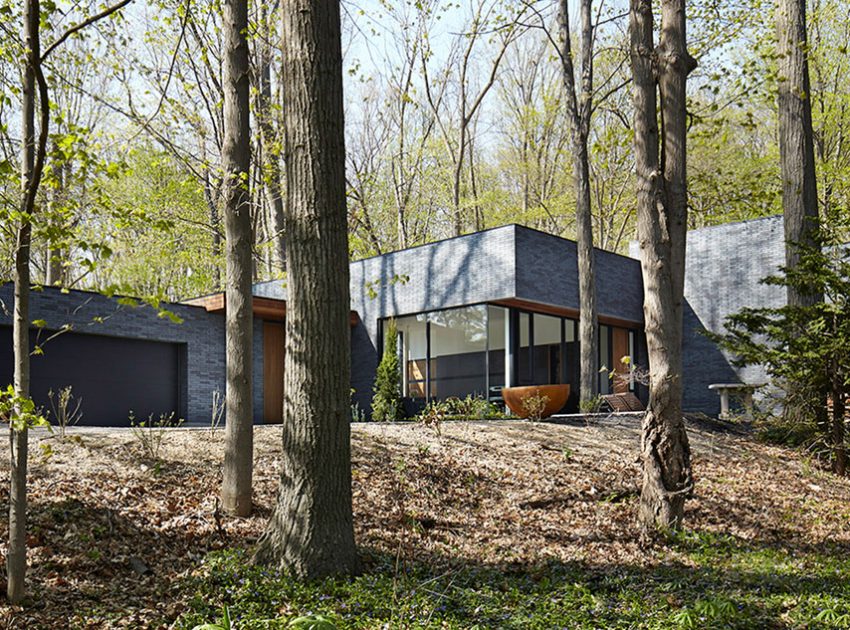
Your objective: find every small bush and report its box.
[371,319,403,422]
[129,411,183,461]
[444,394,505,419]
[414,395,505,428]
[520,392,550,421]
[579,395,606,414]
[47,385,83,438]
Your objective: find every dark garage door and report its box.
[0,327,181,427]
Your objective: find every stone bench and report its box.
[708,383,764,421]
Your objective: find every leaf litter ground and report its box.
[1,415,849,628]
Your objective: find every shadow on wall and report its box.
[681,300,739,416]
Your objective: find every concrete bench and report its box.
[708,383,763,420]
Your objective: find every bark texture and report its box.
[45,151,66,286]
[776,0,824,428]
[253,0,358,577]
[559,0,598,404]
[220,0,254,517]
[777,0,820,306]
[629,0,695,536]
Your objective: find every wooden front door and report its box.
[263,321,285,423]
[611,327,630,394]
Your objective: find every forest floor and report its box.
[2,416,850,629]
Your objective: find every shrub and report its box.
[714,214,850,473]
[371,319,403,421]
[416,400,448,435]
[579,395,606,414]
[414,395,506,428]
[47,385,83,438]
[520,392,550,421]
[445,394,504,419]
[129,411,183,461]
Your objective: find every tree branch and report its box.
[41,0,135,62]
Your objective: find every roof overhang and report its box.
[490,297,642,329]
[183,293,360,327]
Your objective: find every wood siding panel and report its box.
[263,321,285,423]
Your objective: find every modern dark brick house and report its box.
[0,217,785,425]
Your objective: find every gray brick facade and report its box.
[0,284,265,424]
[515,227,645,322]
[629,215,787,414]
[2,218,786,424]
[681,216,786,413]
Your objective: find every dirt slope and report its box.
[1,417,848,628]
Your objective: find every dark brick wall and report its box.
[680,216,785,413]
[0,283,265,424]
[514,227,644,323]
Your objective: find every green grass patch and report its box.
[174,532,850,629]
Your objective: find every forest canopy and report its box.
[0,0,847,301]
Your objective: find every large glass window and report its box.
[487,306,507,398]
[532,314,559,385]
[395,314,428,400]
[428,306,487,400]
[385,305,612,413]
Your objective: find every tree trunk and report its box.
[8,0,42,603]
[629,0,695,536]
[777,0,820,303]
[776,0,823,427]
[253,0,358,578]
[258,34,287,275]
[832,342,846,475]
[204,170,222,290]
[559,0,599,405]
[220,0,253,517]
[833,387,846,476]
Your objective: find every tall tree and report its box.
[253,0,358,576]
[777,0,823,425]
[8,0,132,602]
[558,0,599,405]
[422,1,525,236]
[8,0,44,603]
[629,0,696,535]
[777,0,820,289]
[254,0,286,275]
[220,0,254,517]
